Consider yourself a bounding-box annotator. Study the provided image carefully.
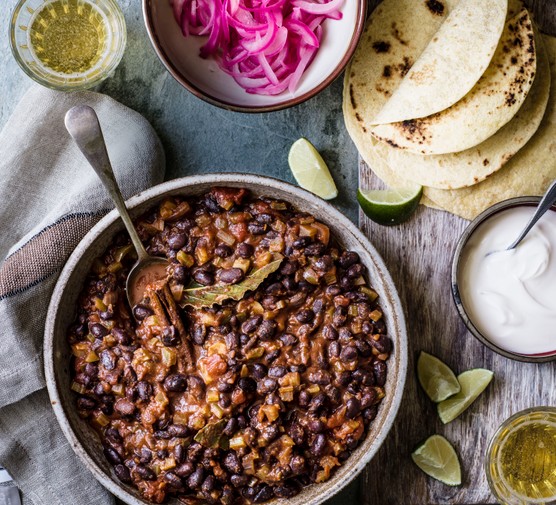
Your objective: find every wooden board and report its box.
[358,2,556,503]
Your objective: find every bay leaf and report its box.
[194,419,227,448]
[180,256,283,309]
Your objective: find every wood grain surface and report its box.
[358,2,556,504]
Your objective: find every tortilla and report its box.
[344,0,453,142]
[371,30,550,190]
[353,34,556,221]
[370,0,507,125]
[370,9,536,155]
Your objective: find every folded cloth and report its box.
[0,85,165,505]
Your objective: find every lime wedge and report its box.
[288,138,338,200]
[437,369,494,424]
[357,185,423,226]
[412,435,462,486]
[417,351,461,403]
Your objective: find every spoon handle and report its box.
[507,178,556,250]
[65,105,150,262]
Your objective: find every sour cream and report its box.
[458,206,556,356]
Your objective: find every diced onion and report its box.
[170,0,344,96]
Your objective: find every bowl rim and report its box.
[141,0,367,113]
[451,195,556,363]
[44,173,408,505]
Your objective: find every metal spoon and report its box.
[65,105,169,309]
[489,179,556,256]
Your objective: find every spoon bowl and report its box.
[64,105,169,311]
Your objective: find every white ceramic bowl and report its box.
[142,1,366,112]
[45,174,407,505]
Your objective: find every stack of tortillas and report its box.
[344,0,556,220]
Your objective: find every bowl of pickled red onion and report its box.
[143,0,365,112]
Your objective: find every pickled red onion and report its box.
[170,0,345,96]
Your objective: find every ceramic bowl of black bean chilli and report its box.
[45,174,407,505]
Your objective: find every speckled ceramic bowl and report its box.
[142,1,366,112]
[45,174,407,505]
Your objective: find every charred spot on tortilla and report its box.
[372,41,391,53]
[349,85,357,109]
[355,112,363,124]
[505,92,516,106]
[383,65,392,78]
[483,159,490,166]
[511,56,518,64]
[399,57,412,77]
[425,0,445,16]
[391,22,408,46]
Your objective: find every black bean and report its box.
[193,269,214,286]
[309,370,331,385]
[168,233,186,250]
[268,366,287,378]
[338,251,360,268]
[340,345,358,363]
[323,324,338,341]
[258,377,278,394]
[307,419,326,433]
[219,394,232,408]
[224,332,239,351]
[328,341,341,358]
[186,468,204,489]
[355,340,372,357]
[241,315,262,334]
[164,373,188,392]
[251,363,267,379]
[305,243,326,256]
[279,333,297,346]
[296,309,314,324]
[113,328,132,346]
[373,361,387,387]
[289,364,306,373]
[238,377,256,393]
[139,447,152,464]
[369,334,392,354]
[157,449,168,459]
[175,461,195,477]
[188,326,205,347]
[314,256,333,272]
[266,349,280,363]
[164,472,184,489]
[253,485,274,503]
[168,424,190,437]
[84,363,98,378]
[288,422,305,445]
[346,263,365,279]
[217,381,234,393]
[114,464,132,483]
[100,309,114,320]
[290,455,305,475]
[202,475,215,494]
[338,328,352,343]
[360,389,377,409]
[136,381,152,402]
[223,452,243,474]
[174,444,185,464]
[98,350,116,371]
[363,406,379,423]
[340,275,355,290]
[237,242,254,258]
[231,474,249,488]
[90,323,109,338]
[77,396,96,410]
[292,236,311,250]
[215,244,233,257]
[105,427,122,444]
[309,393,327,413]
[172,265,188,284]
[298,390,311,407]
[280,260,298,275]
[114,398,135,416]
[261,423,280,443]
[135,464,156,480]
[219,268,245,284]
[187,375,206,393]
[333,307,347,327]
[248,222,267,235]
[258,319,276,340]
[223,417,238,437]
[133,305,153,321]
[346,397,361,419]
[326,385,341,404]
[103,446,122,465]
[160,325,179,346]
[311,434,327,456]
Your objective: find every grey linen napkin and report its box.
[0,85,165,505]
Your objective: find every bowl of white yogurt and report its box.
[452,196,556,362]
